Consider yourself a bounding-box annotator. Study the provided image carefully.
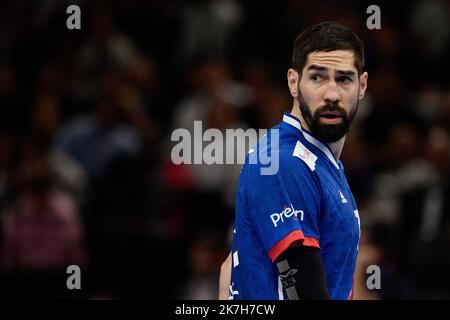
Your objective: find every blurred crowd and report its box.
[0,0,449,299]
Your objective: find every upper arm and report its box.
[275,246,331,300]
[245,153,322,262]
[218,252,232,300]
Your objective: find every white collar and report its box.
[282,113,341,170]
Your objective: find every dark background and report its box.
[0,0,449,299]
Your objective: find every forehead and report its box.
[304,50,357,72]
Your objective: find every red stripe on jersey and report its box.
[268,230,320,262]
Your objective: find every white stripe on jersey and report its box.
[283,114,340,169]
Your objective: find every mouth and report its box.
[319,111,344,124]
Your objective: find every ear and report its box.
[287,68,300,98]
[358,71,368,100]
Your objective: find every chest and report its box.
[319,172,360,246]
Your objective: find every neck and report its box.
[290,102,346,160]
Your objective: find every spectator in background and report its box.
[177,233,223,300]
[31,91,89,206]
[55,75,159,297]
[1,132,87,298]
[56,80,143,180]
[177,0,243,63]
[169,57,252,232]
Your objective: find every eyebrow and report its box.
[306,64,356,77]
[336,70,356,77]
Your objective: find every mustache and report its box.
[315,103,347,117]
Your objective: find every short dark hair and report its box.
[292,21,365,75]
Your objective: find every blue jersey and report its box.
[230,112,360,300]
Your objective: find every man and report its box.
[219,21,368,300]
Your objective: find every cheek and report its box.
[341,87,359,106]
[299,81,322,108]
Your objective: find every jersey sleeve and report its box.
[245,151,322,262]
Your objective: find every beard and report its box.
[298,88,359,143]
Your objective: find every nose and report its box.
[323,81,340,104]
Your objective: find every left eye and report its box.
[338,76,351,83]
